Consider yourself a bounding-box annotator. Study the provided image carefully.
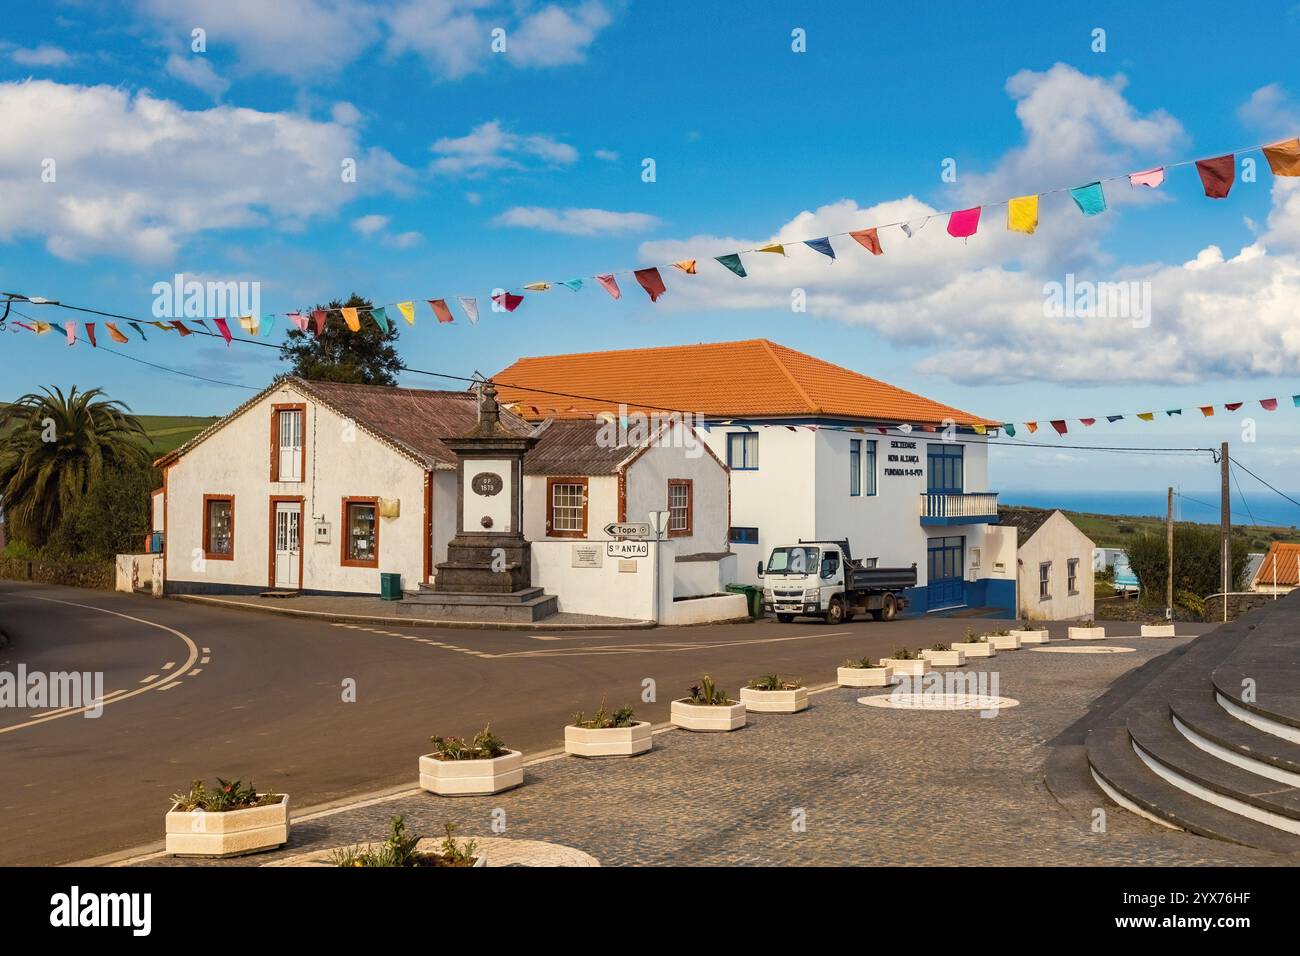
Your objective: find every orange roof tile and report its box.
[1253,542,1300,587]
[493,338,997,426]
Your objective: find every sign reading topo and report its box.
[471,472,504,496]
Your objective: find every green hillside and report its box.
[137,415,220,455]
[1058,508,1299,554]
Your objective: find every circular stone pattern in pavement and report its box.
[1029,645,1136,654]
[265,836,599,867]
[858,693,1020,711]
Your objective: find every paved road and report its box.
[0,580,1210,865]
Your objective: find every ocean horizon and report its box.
[999,489,1300,530]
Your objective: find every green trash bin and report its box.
[726,583,763,618]
[379,572,402,601]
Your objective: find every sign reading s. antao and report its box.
[607,540,650,559]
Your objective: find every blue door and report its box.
[927,535,965,610]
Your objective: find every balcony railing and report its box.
[920,492,999,526]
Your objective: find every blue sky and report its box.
[3,1,1300,503]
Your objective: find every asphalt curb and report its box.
[171,593,658,631]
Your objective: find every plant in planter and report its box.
[1141,619,1177,638]
[330,816,485,868]
[879,647,931,676]
[983,627,1021,651]
[419,725,524,796]
[1010,618,1050,644]
[164,777,289,858]
[739,673,809,713]
[953,627,997,658]
[1068,619,1107,641]
[921,642,966,667]
[837,655,894,688]
[671,674,746,732]
[565,699,653,757]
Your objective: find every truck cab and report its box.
[758,540,914,625]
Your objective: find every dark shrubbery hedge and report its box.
[1128,525,1250,605]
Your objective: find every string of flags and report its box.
[9,135,1300,345]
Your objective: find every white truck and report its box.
[758,539,916,625]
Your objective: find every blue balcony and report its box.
[920,492,999,526]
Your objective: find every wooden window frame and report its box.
[270,403,307,483]
[545,476,588,538]
[341,496,380,568]
[202,494,235,561]
[667,478,693,538]
[1067,558,1079,595]
[268,496,305,589]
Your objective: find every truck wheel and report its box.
[776,613,794,624]
[880,594,898,622]
[824,598,845,626]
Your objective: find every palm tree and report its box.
[0,386,150,546]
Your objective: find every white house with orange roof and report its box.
[495,338,1018,617]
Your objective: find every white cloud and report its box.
[594,148,619,161]
[386,230,423,249]
[493,206,660,236]
[352,214,389,235]
[635,64,1300,385]
[164,52,230,100]
[507,1,613,68]
[0,79,414,262]
[331,101,363,126]
[1238,83,1299,133]
[430,120,578,176]
[465,191,482,205]
[9,45,73,67]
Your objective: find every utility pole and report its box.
[1221,441,1230,622]
[1166,486,1174,620]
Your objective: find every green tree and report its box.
[1128,525,1250,603]
[0,386,150,546]
[45,461,159,559]
[280,293,402,385]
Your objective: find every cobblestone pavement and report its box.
[136,636,1289,867]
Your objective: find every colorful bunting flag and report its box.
[715,254,747,277]
[128,322,147,341]
[849,228,883,255]
[105,323,128,344]
[341,307,360,332]
[1260,398,1278,411]
[370,307,389,331]
[193,320,212,334]
[1003,423,1016,437]
[1106,415,1123,423]
[396,302,416,325]
[1128,167,1165,188]
[633,268,666,302]
[260,313,276,337]
[947,207,981,238]
[311,309,327,335]
[458,297,479,324]
[238,315,259,335]
[492,292,524,312]
[1293,395,1300,408]
[1050,420,1068,435]
[1263,139,1300,177]
[66,321,76,346]
[1200,406,1214,417]
[595,274,622,300]
[756,243,786,255]
[804,237,836,260]
[560,279,584,292]
[1196,154,1235,198]
[85,323,97,348]
[972,424,987,435]
[1070,182,1107,216]
[1025,421,1038,434]
[1007,195,1038,234]
[214,318,233,345]
[428,299,455,324]
[1080,418,1096,426]
[672,260,697,274]
[1165,409,1181,416]
[523,282,551,292]
[1224,402,1243,411]
[171,321,192,337]
[287,311,309,332]
[1136,412,1154,421]
[897,423,912,434]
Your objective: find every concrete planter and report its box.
[670,699,746,732]
[271,838,487,867]
[419,750,524,796]
[951,641,996,658]
[739,685,809,713]
[165,795,289,858]
[921,648,966,667]
[1068,626,1107,641]
[1010,628,1050,644]
[986,633,1022,651]
[837,665,894,687]
[1141,624,1177,638]
[564,721,653,758]
[880,658,931,677]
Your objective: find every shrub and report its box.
[841,656,877,669]
[330,817,479,868]
[571,699,637,729]
[746,674,800,691]
[1128,526,1250,601]
[930,642,951,651]
[890,648,917,660]
[170,778,278,812]
[687,675,732,705]
[428,725,508,761]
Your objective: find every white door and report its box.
[274,502,301,589]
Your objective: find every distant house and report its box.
[1251,542,1300,595]
[998,507,1096,621]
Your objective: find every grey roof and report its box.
[524,419,639,475]
[996,506,1055,543]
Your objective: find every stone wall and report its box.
[0,558,114,590]
[1204,592,1276,621]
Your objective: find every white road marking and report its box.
[0,593,200,733]
[189,668,203,675]
[162,662,175,670]
[140,674,160,684]
[200,656,210,664]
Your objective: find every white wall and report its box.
[624,422,730,554]
[522,474,619,542]
[531,538,659,620]
[164,383,430,595]
[1016,512,1095,620]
